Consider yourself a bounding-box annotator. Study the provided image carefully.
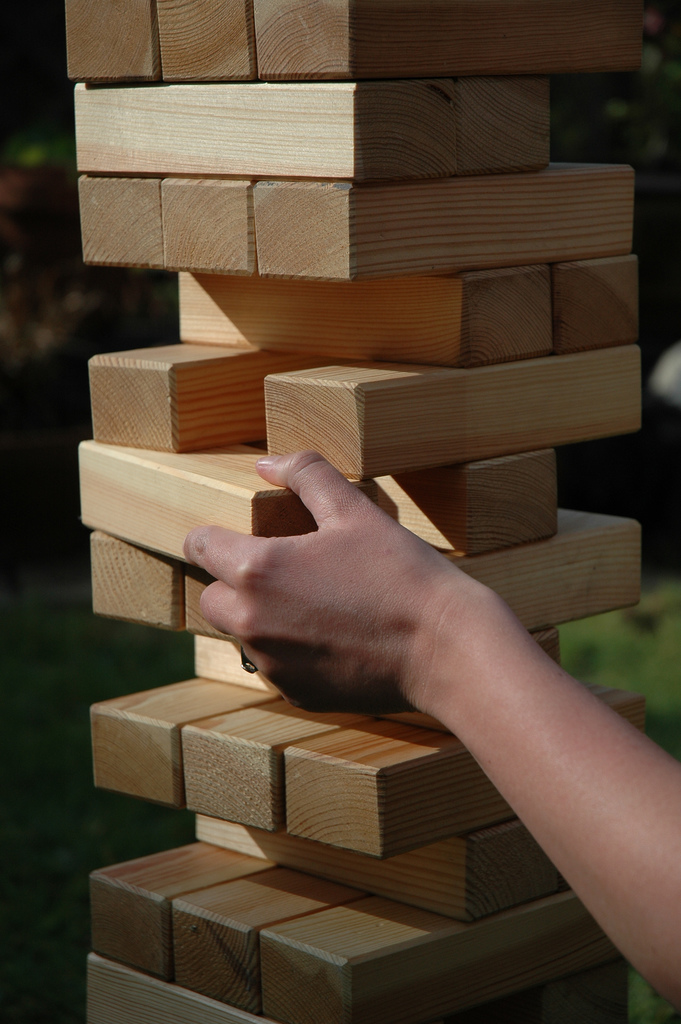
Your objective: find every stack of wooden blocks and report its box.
[67,1,645,1021]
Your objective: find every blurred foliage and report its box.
[2,122,76,172]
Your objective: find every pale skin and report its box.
[184,450,681,1008]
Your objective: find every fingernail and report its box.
[256,455,281,469]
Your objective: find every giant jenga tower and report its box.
[67,2,646,1021]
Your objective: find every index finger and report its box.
[183,524,258,585]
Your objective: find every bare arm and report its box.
[184,451,681,1007]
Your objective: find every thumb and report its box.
[256,450,374,527]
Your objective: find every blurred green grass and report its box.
[1,584,680,1021]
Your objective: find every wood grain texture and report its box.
[90,843,275,979]
[552,255,639,354]
[66,0,160,81]
[90,678,275,806]
[259,892,618,1024]
[74,78,548,182]
[172,868,362,1011]
[90,531,184,630]
[254,0,642,79]
[194,635,278,693]
[182,701,370,829]
[89,343,334,452]
[162,179,255,275]
[178,265,552,367]
[196,816,559,923]
[157,0,256,80]
[284,686,644,856]
[265,347,641,478]
[253,164,634,281]
[375,450,557,555]
[78,176,164,269]
[444,959,628,1023]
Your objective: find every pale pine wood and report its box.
[181,701,371,830]
[196,816,559,923]
[157,0,256,80]
[90,678,276,806]
[74,78,547,182]
[444,959,628,1023]
[253,164,634,281]
[162,179,255,275]
[178,265,553,367]
[375,450,557,555]
[265,347,640,478]
[259,891,617,1024]
[89,344,336,452]
[284,686,645,856]
[552,255,639,354]
[78,442,376,559]
[172,868,363,1011]
[91,531,184,630]
[78,176,164,269]
[254,0,642,79]
[90,843,275,979]
[194,636,278,693]
[65,0,160,81]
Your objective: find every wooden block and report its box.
[196,816,559,923]
[375,450,557,555]
[90,531,184,630]
[74,78,548,182]
[90,678,275,806]
[78,176,164,269]
[79,442,376,560]
[65,0,160,81]
[552,255,639,354]
[89,344,336,452]
[444,959,628,1023]
[182,701,370,830]
[90,843,275,979]
[162,180,255,276]
[284,686,645,856]
[265,347,641,478]
[254,0,642,79]
[194,635,277,693]
[253,164,634,281]
[178,265,553,368]
[157,0,256,81]
[172,868,363,1010]
[532,627,561,666]
[259,891,618,1024]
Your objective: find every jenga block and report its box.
[532,627,561,665]
[74,78,548,182]
[90,678,276,806]
[375,450,557,555]
[444,959,628,1023]
[78,442,376,559]
[254,0,642,79]
[172,868,363,1010]
[162,179,255,275]
[196,816,559,922]
[259,892,618,1024]
[552,255,639,354]
[284,686,645,856]
[182,701,371,830]
[253,165,634,281]
[178,265,553,367]
[78,175,164,268]
[265,347,640,477]
[89,344,334,452]
[157,0,256,81]
[90,531,184,630]
[65,0,160,81]
[185,566,232,640]
[194,635,277,693]
[90,843,275,979]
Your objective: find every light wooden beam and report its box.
[194,636,277,693]
[74,78,548,182]
[253,164,634,281]
[65,0,160,81]
[253,0,642,79]
[178,265,553,368]
[552,255,639,354]
[90,678,276,806]
[90,843,275,979]
[196,816,559,923]
[90,531,184,630]
[264,347,640,478]
[157,0,256,81]
[283,686,645,856]
[162,179,255,275]
[78,176,164,269]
